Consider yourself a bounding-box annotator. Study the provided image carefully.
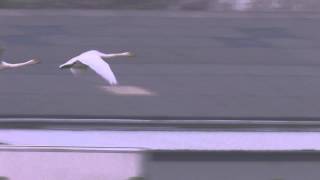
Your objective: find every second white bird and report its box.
[59,50,133,85]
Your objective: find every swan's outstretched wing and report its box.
[78,57,118,85]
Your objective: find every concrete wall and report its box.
[0,147,146,180]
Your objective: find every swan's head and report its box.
[29,59,41,65]
[123,52,135,57]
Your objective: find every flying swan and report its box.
[59,50,133,85]
[0,59,40,70]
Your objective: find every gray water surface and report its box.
[1,10,320,119]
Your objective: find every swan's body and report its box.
[59,50,133,85]
[0,59,40,70]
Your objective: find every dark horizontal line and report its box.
[150,151,320,162]
[0,114,320,121]
[0,115,320,131]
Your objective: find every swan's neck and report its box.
[102,52,131,58]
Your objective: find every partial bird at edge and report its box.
[0,59,40,70]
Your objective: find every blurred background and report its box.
[0,0,319,11]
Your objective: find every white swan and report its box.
[0,59,40,70]
[59,50,134,85]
